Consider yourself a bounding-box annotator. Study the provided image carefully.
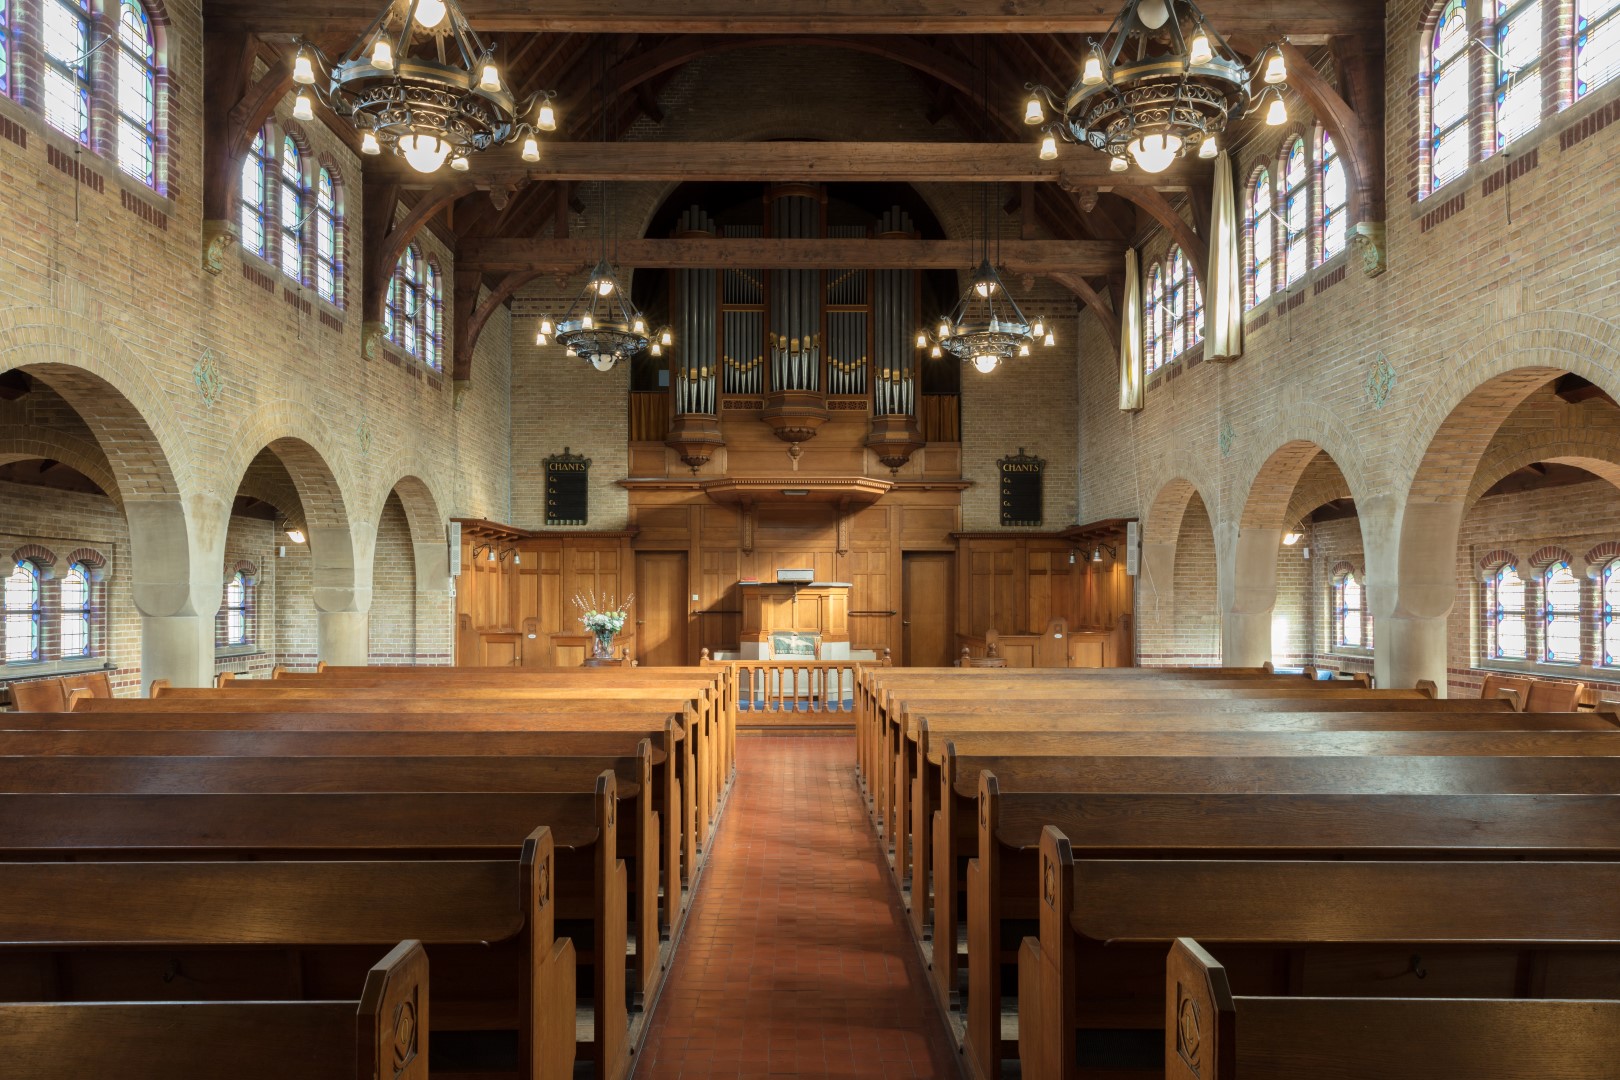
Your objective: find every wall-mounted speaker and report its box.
[447,522,462,578]
[1125,520,1140,577]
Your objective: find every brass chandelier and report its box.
[920,258,1053,375]
[1023,0,1289,173]
[292,0,558,174]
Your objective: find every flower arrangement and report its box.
[574,590,634,659]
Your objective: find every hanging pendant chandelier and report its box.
[925,258,1052,374]
[1022,0,1289,174]
[539,259,671,372]
[292,0,558,174]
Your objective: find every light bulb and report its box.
[596,278,615,297]
[973,355,1000,374]
[1024,96,1044,125]
[293,91,314,122]
[360,130,381,155]
[1188,33,1214,65]
[285,526,306,544]
[632,316,647,335]
[1082,53,1104,86]
[1138,0,1170,28]
[1018,342,1031,357]
[535,331,549,345]
[539,317,555,335]
[370,39,394,71]
[1199,134,1218,159]
[975,280,992,298]
[930,344,943,359]
[537,101,557,131]
[1264,52,1288,84]
[581,313,594,329]
[915,331,927,349]
[398,132,450,173]
[451,155,471,172]
[414,0,447,28]
[521,135,540,162]
[591,355,615,372]
[487,548,495,562]
[651,342,663,357]
[1039,134,1058,160]
[565,346,578,357]
[1127,132,1182,173]
[1092,547,1103,563]
[1109,155,1128,173]
[479,63,502,93]
[1044,331,1056,347]
[1282,531,1303,546]
[1265,96,1289,126]
[1032,317,1045,337]
[292,51,316,85]
[937,318,951,338]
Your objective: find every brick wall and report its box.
[369,491,417,663]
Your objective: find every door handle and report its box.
[902,620,911,626]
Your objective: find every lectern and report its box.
[737,570,851,660]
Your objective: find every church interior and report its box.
[3,0,1620,1076]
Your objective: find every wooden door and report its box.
[902,553,955,667]
[636,552,689,667]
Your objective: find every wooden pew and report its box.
[964,774,1620,1080]
[2,939,430,1080]
[0,830,575,1079]
[1163,938,1620,1080]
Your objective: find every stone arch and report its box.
[1137,472,1222,667]
[370,465,454,665]
[1465,430,1620,507]
[215,402,362,535]
[0,425,121,508]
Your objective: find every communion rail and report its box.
[701,650,890,712]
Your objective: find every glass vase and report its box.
[592,630,616,660]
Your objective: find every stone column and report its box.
[1223,527,1281,667]
[310,522,373,668]
[1381,500,1465,692]
[127,499,214,691]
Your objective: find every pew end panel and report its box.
[520,827,577,1080]
[1165,939,1235,1080]
[357,939,431,1080]
[964,769,1003,1080]
[1017,827,1078,1080]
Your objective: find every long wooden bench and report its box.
[2,939,430,1080]
[0,828,576,1078]
[964,773,1620,1080]
[1163,937,1620,1080]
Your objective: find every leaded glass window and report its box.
[43,0,91,143]
[1321,132,1348,260]
[3,560,41,663]
[424,259,443,371]
[1,0,12,98]
[116,1,157,186]
[1283,139,1308,285]
[240,130,271,258]
[1144,263,1163,372]
[279,137,306,282]
[1430,0,1471,191]
[316,168,340,304]
[1166,248,1188,358]
[1491,563,1527,659]
[1248,169,1273,308]
[1578,0,1620,96]
[1336,571,1364,648]
[1602,559,1620,665]
[1189,275,1204,347]
[1496,0,1544,151]
[1543,561,1582,663]
[387,245,427,357]
[223,570,251,647]
[58,562,92,658]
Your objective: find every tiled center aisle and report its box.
[635,735,961,1079]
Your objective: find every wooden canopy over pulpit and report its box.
[738,575,851,660]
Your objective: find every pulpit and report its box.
[738,578,851,660]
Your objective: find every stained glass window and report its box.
[1248,169,1273,308]
[223,570,251,647]
[1543,561,1581,662]
[1144,263,1163,372]
[424,260,443,371]
[1430,0,1471,192]
[1321,132,1348,260]
[1336,571,1364,648]
[1602,559,1620,665]
[1578,0,1620,96]
[1283,139,1308,286]
[3,560,41,664]
[315,168,340,304]
[58,562,92,658]
[1189,275,1204,347]
[117,1,157,186]
[387,245,427,357]
[279,137,306,282]
[43,0,92,143]
[1496,0,1544,151]
[1,0,12,98]
[240,130,271,258]
[1166,248,1188,358]
[1491,563,1527,659]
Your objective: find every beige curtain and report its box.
[1118,247,1144,411]
[1206,149,1244,361]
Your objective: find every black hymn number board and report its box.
[544,448,590,526]
[999,448,1045,527]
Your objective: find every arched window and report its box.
[222,570,253,648]
[1428,0,1471,192]
[1602,558,1620,665]
[1166,248,1188,359]
[1542,561,1581,662]
[315,167,341,304]
[1282,138,1309,286]
[240,128,272,259]
[1189,274,1204,347]
[1490,563,1528,659]
[1320,131,1348,260]
[58,561,92,659]
[1,0,12,97]
[116,0,157,186]
[1144,263,1163,372]
[1248,169,1274,308]
[386,244,427,358]
[1496,0,1544,151]
[424,259,443,371]
[3,559,42,663]
[1335,569,1365,648]
[1578,0,1620,96]
[279,136,306,282]
[43,0,92,142]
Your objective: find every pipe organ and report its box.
[674,207,719,417]
[768,187,824,394]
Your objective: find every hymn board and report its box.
[544,449,590,526]
[999,449,1045,527]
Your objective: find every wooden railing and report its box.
[702,649,890,712]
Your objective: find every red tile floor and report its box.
[634,735,961,1079]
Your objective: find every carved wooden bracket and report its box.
[202,34,294,232]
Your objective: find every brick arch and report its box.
[1465,428,1620,506]
[1585,541,1620,567]
[1528,545,1575,570]
[235,448,307,528]
[1235,402,1373,528]
[64,547,109,583]
[1477,548,1521,579]
[370,462,449,550]
[0,425,122,509]
[214,401,361,536]
[10,544,58,577]
[1142,474,1218,549]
